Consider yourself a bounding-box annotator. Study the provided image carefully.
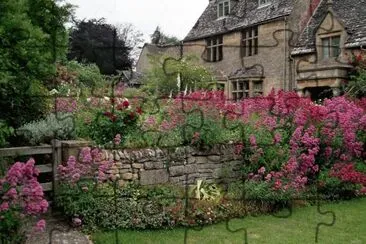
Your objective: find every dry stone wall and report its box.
[62,141,243,186]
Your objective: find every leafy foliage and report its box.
[68,19,132,75]
[0,0,72,136]
[17,113,76,145]
[142,55,214,96]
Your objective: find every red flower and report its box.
[110,115,117,122]
[103,111,112,117]
[110,98,115,104]
[136,107,142,115]
[122,100,129,108]
[356,54,363,62]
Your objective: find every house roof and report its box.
[184,0,293,42]
[292,0,366,55]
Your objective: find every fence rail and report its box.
[0,140,62,193]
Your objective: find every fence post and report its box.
[52,139,62,195]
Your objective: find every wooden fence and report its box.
[0,140,62,193]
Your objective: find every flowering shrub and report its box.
[0,158,48,242]
[87,98,142,146]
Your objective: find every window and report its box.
[206,36,223,62]
[232,80,249,101]
[258,0,272,7]
[218,1,230,18]
[232,80,263,100]
[242,26,258,57]
[321,36,340,59]
[253,81,263,97]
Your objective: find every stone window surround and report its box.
[230,78,263,100]
[206,35,223,62]
[242,26,259,57]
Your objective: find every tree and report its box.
[150,26,180,45]
[116,23,144,66]
[68,19,133,75]
[0,0,73,130]
[142,55,214,96]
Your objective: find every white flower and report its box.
[177,73,181,90]
[104,96,110,101]
[86,98,91,103]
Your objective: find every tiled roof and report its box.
[184,0,293,41]
[292,0,366,55]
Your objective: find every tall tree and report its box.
[68,19,133,75]
[116,23,144,66]
[0,0,73,129]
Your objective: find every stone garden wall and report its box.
[62,141,243,186]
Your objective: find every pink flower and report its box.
[265,174,272,182]
[35,219,46,232]
[249,135,257,147]
[273,133,282,144]
[72,217,82,226]
[0,202,9,212]
[273,180,282,190]
[258,167,266,175]
[114,134,121,145]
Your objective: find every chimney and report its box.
[299,0,322,31]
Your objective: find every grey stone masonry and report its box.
[62,142,243,186]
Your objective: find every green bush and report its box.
[17,113,76,145]
[142,55,214,96]
[0,121,14,148]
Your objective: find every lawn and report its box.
[92,197,366,244]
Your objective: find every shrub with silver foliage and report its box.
[17,113,76,145]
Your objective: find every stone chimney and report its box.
[299,0,323,32]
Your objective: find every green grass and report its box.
[91,198,366,244]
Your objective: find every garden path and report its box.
[25,212,92,244]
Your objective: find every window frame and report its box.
[321,35,341,59]
[231,79,263,101]
[242,26,259,57]
[206,36,223,62]
[217,0,230,18]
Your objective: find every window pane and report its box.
[244,81,249,90]
[218,36,223,44]
[218,46,223,60]
[331,36,340,57]
[239,82,244,91]
[207,48,211,61]
[213,47,217,61]
[254,27,258,37]
[254,38,258,55]
[233,93,237,101]
[238,92,243,100]
[218,3,223,17]
[322,38,330,58]
[224,2,230,15]
[248,40,252,56]
[232,81,237,91]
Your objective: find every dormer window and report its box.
[218,0,230,18]
[258,0,272,7]
[321,36,340,59]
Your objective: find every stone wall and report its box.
[61,142,243,186]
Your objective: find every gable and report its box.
[293,0,366,55]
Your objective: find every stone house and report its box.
[137,0,365,100]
